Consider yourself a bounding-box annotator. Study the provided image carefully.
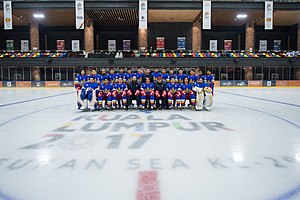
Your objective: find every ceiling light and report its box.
[33,14,45,19]
[236,14,247,19]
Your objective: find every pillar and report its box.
[192,22,201,51]
[244,67,253,80]
[30,21,39,51]
[84,22,94,53]
[245,23,254,51]
[298,27,300,51]
[138,28,148,51]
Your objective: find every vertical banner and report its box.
[273,40,281,51]
[259,40,267,51]
[123,40,131,51]
[3,1,13,30]
[209,40,217,51]
[6,40,14,50]
[139,0,147,29]
[57,40,65,50]
[156,37,165,50]
[203,1,211,30]
[265,1,273,30]
[108,40,116,51]
[224,40,232,50]
[21,40,29,51]
[75,0,84,29]
[177,37,186,50]
[72,40,80,51]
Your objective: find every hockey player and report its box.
[166,68,176,83]
[98,77,113,110]
[75,69,88,109]
[127,76,141,109]
[154,76,167,110]
[89,69,101,85]
[180,77,196,110]
[99,68,108,83]
[188,69,198,84]
[136,67,145,83]
[116,67,127,82]
[140,77,155,110]
[142,68,154,83]
[193,77,213,111]
[108,68,117,84]
[197,70,206,82]
[124,68,134,84]
[80,77,99,111]
[205,69,215,95]
[161,68,169,82]
[112,78,128,110]
[166,77,181,109]
[176,68,187,84]
[152,67,161,81]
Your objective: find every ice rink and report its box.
[0,87,299,200]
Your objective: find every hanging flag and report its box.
[203,1,211,30]
[75,0,84,29]
[224,40,232,51]
[3,1,12,30]
[156,37,165,50]
[209,40,217,51]
[139,0,147,29]
[265,1,273,30]
[259,40,267,52]
[177,37,186,50]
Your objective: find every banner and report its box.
[209,40,217,51]
[224,40,232,51]
[273,40,281,51]
[203,1,211,29]
[265,1,273,30]
[259,40,267,52]
[108,40,116,51]
[139,0,147,29]
[75,0,84,29]
[72,40,80,51]
[21,40,29,51]
[57,40,65,50]
[177,37,186,50]
[6,40,14,50]
[156,37,165,50]
[3,1,12,30]
[123,40,131,51]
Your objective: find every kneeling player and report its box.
[127,76,141,109]
[140,77,155,110]
[112,78,128,110]
[154,76,167,110]
[80,77,99,111]
[180,77,196,110]
[166,77,181,109]
[193,77,213,111]
[98,78,113,110]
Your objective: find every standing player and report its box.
[99,68,108,83]
[116,67,127,82]
[205,69,215,95]
[127,76,141,109]
[124,68,134,83]
[136,67,145,83]
[98,77,113,110]
[142,68,154,83]
[152,67,161,82]
[89,69,101,85]
[188,69,198,84]
[154,76,167,110]
[193,77,213,111]
[112,78,128,110]
[166,77,181,109]
[180,77,196,110]
[161,68,169,82]
[176,68,187,84]
[166,68,176,83]
[108,68,117,84]
[140,77,155,110]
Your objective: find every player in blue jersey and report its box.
[188,69,198,84]
[140,77,155,110]
[176,68,187,84]
[180,77,196,110]
[205,69,215,95]
[97,78,113,110]
[166,68,177,83]
[116,67,126,82]
[136,67,145,83]
[152,67,161,82]
[124,68,134,84]
[112,78,128,110]
[89,69,101,85]
[108,68,117,83]
[161,68,169,82]
[197,70,206,82]
[166,77,181,109]
[79,77,99,111]
[99,68,109,83]
[193,77,213,111]
[75,69,88,109]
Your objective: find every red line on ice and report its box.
[136,171,160,200]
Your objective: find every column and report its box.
[84,22,94,53]
[298,27,300,51]
[192,22,201,51]
[245,23,254,51]
[30,21,40,51]
[138,28,148,51]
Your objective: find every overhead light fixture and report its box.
[33,14,45,19]
[236,14,247,19]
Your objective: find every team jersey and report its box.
[188,75,198,84]
[193,82,208,90]
[161,73,169,81]
[166,83,180,94]
[176,74,187,84]
[136,73,145,83]
[100,83,113,94]
[108,73,117,83]
[166,74,177,82]
[180,83,193,93]
[113,83,128,94]
[198,75,207,82]
[100,74,109,82]
[124,73,134,83]
[115,73,127,81]
[88,74,101,83]
[205,75,215,84]
[141,83,155,94]
[152,72,162,79]
[75,74,88,84]
[83,82,99,90]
